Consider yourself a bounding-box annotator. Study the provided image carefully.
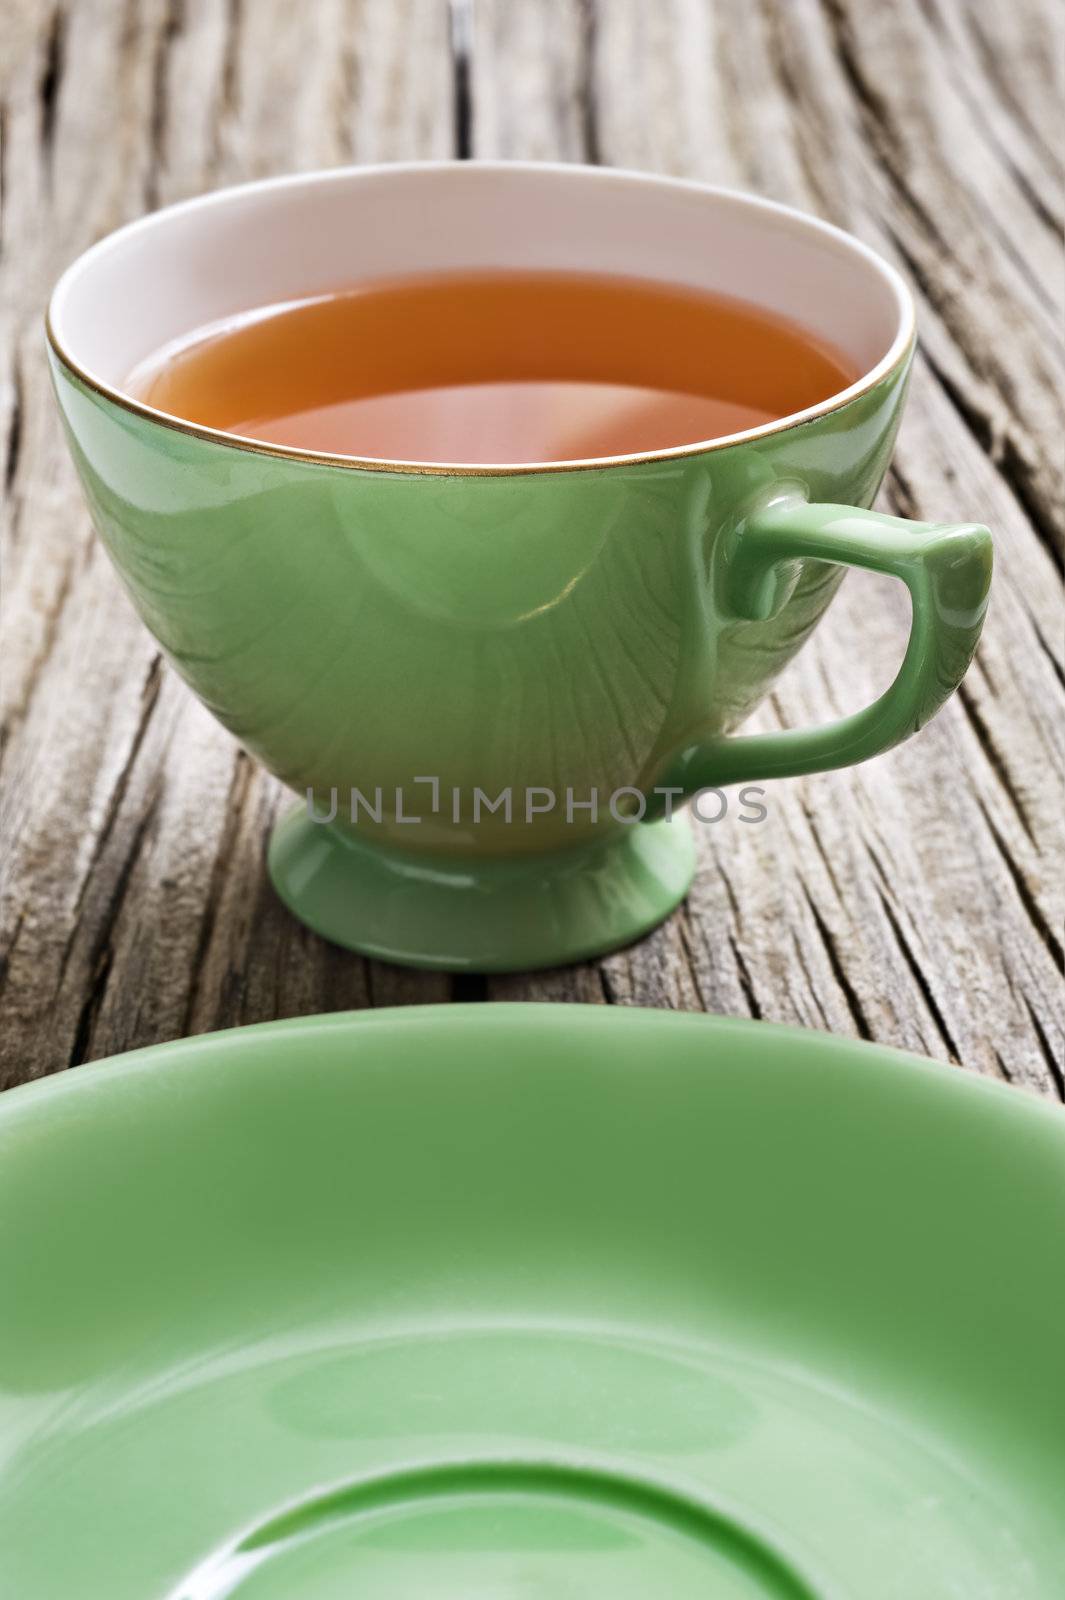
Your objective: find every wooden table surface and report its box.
[1,0,1061,1095]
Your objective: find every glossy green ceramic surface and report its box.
[50,317,990,969]
[269,806,697,971]
[1,1006,1061,1598]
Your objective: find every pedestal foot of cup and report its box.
[267,807,696,972]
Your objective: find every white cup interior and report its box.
[48,162,912,468]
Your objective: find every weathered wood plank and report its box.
[473,0,1064,1092]
[1,0,1061,1095]
[0,0,458,1085]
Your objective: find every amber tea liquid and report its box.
[131,271,856,465]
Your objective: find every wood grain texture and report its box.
[1,0,1062,1094]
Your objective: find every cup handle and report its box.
[652,494,992,805]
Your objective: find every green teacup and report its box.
[48,163,991,971]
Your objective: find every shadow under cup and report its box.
[47,163,990,971]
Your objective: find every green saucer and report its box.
[1,1007,1062,1598]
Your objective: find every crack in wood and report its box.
[178,749,253,1034]
[576,0,601,165]
[822,1,1061,533]
[449,0,474,158]
[974,794,1065,972]
[917,337,1063,574]
[956,684,1040,848]
[676,908,712,1012]
[450,972,488,1001]
[145,0,184,210]
[0,530,87,769]
[38,7,65,169]
[1029,622,1065,695]
[912,0,1062,235]
[68,653,164,929]
[873,885,963,1063]
[66,941,114,1074]
[883,463,920,522]
[992,1046,1016,1085]
[1022,993,1065,1100]
[3,347,20,496]
[789,930,832,1029]
[798,881,875,1039]
[713,857,745,931]
[209,0,243,166]
[0,912,22,1013]
[726,931,763,1019]
[758,0,854,212]
[827,0,1060,320]
[332,24,359,165]
[797,804,847,904]
[65,790,161,1069]
[959,0,1063,171]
